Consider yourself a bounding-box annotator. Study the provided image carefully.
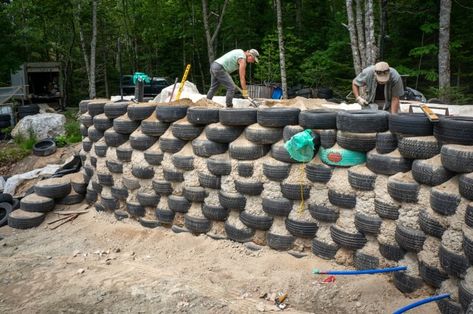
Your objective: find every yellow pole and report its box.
[175,64,191,101]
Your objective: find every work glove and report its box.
[356,96,369,106]
[242,89,249,98]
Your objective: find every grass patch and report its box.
[0,145,30,167]
[55,108,82,147]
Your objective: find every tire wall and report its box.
[79,103,473,310]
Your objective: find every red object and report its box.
[322,276,336,283]
[327,152,342,163]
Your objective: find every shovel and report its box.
[234,85,260,108]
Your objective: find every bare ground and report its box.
[0,144,439,313]
[0,207,438,314]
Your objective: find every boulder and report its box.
[12,113,66,140]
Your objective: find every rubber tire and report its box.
[354,212,382,235]
[144,148,164,166]
[262,197,292,217]
[395,224,426,253]
[366,149,412,175]
[374,198,400,220]
[218,191,246,211]
[348,166,376,191]
[237,163,253,177]
[184,215,212,234]
[137,191,160,207]
[183,186,207,202]
[336,110,389,133]
[281,183,311,200]
[239,211,273,231]
[459,173,473,201]
[354,251,379,270]
[336,131,376,152]
[257,107,300,127]
[393,272,423,294]
[434,116,473,145]
[155,207,175,224]
[198,172,221,189]
[376,131,398,154]
[127,103,156,121]
[379,243,405,261]
[430,185,461,216]
[263,162,291,182]
[285,218,318,238]
[93,114,113,131]
[172,154,194,171]
[7,210,45,229]
[34,178,71,199]
[168,195,191,213]
[159,135,187,154]
[441,144,473,173]
[152,180,173,196]
[235,180,264,196]
[205,123,244,143]
[155,104,189,123]
[244,124,283,145]
[202,204,229,221]
[33,139,56,157]
[305,163,332,183]
[283,125,304,142]
[229,140,270,160]
[299,109,338,129]
[0,202,13,226]
[387,174,419,203]
[267,232,295,251]
[207,157,231,176]
[412,156,454,187]
[327,189,356,209]
[104,101,129,119]
[104,129,129,147]
[224,222,255,243]
[398,136,440,159]
[186,107,220,125]
[330,225,367,250]
[163,169,184,182]
[171,121,204,141]
[439,244,469,278]
[418,261,448,289]
[389,113,433,136]
[219,108,257,126]
[312,239,339,260]
[308,204,339,223]
[192,137,228,157]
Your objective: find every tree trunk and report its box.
[364,0,376,65]
[89,0,97,98]
[378,0,388,60]
[346,0,362,74]
[295,0,302,35]
[439,0,452,97]
[355,0,366,69]
[276,0,287,98]
[74,2,91,93]
[202,0,229,64]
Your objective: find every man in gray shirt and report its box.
[352,61,404,113]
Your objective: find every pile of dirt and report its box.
[0,206,438,313]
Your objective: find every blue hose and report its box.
[392,293,450,314]
[312,266,407,275]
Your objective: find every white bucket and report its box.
[0,104,15,126]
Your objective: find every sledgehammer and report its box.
[234,85,260,108]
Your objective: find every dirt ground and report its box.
[0,145,439,313]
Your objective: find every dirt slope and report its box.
[0,207,439,314]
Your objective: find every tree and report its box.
[202,0,229,64]
[345,0,377,75]
[275,0,287,98]
[438,0,452,99]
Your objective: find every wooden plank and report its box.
[420,104,439,122]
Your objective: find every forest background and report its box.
[0,0,471,106]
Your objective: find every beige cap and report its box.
[374,61,390,83]
[249,49,260,63]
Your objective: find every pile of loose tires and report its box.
[76,99,473,313]
[5,172,87,229]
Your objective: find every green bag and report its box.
[284,129,315,162]
[133,72,151,84]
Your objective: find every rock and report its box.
[12,113,66,140]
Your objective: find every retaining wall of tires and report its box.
[78,99,473,312]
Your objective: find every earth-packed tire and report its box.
[155,104,189,123]
[141,114,169,137]
[183,186,207,202]
[398,136,440,159]
[283,125,304,142]
[111,186,128,201]
[207,157,232,176]
[186,107,220,125]
[336,110,389,133]
[114,210,129,221]
[237,163,253,177]
[168,195,191,213]
[224,221,255,243]
[441,144,473,173]
[155,207,175,225]
[354,251,379,270]
[430,182,461,216]
[387,172,419,203]
[0,202,13,226]
[218,191,246,211]
[116,144,133,162]
[239,211,273,231]
[113,114,140,134]
[93,113,113,131]
[327,189,356,209]
[299,109,338,129]
[244,123,283,145]
[7,210,45,229]
[434,115,473,145]
[354,212,382,235]
[418,261,448,289]
[459,173,473,201]
[336,131,376,152]
[163,168,184,182]
[281,183,311,200]
[393,271,424,294]
[330,225,367,250]
[439,244,469,278]
[235,180,264,196]
[152,180,173,196]
[411,155,454,186]
[172,154,194,171]
[202,204,229,221]
[219,108,257,126]
[185,215,212,234]
[348,166,376,191]
[379,242,405,261]
[262,197,292,217]
[389,113,433,136]
[137,191,160,207]
[263,161,291,182]
[267,232,295,251]
[305,162,332,183]
[198,172,221,189]
[311,238,339,260]
[129,130,158,151]
[257,107,300,127]
[319,129,337,148]
[419,210,446,238]
[87,100,107,116]
[205,123,244,143]
[229,137,270,160]
[395,224,426,253]
[171,120,204,141]
[144,147,164,166]
[106,160,123,174]
[104,101,129,119]
[271,141,299,163]
[104,129,129,147]
[308,204,339,223]
[127,103,156,121]
[80,113,93,128]
[34,177,71,199]
[376,131,398,154]
[159,134,187,154]
[366,149,412,175]
[285,218,318,238]
[192,137,228,157]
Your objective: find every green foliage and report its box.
[0,145,30,167]
[427,86,473,105]
[14,128,37,151]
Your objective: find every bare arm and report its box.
[391,96,400,113]
[238,58,247,90]
[352,79,361,98]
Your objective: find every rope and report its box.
[297,163,306,214]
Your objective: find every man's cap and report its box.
[249,49,260,63]
[374,61,390,83]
